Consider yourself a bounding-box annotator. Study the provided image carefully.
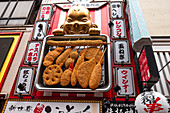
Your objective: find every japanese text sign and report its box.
[110,2,123,18]
[112,19,126,38]
[2,100,101,113]
[56,2,107,9]
[115,67,135,97]
[138,45,160,88]
[39,4,52,20]
[114,40,131,64]
[24,41,42,64]
[14,67,35,95]
[32,21,48,40]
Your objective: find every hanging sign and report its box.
[24,41,42,65]
[113,40,131,64]
[110,2,123,18]
[55,2,107,10]
[39,4,53,20]
[14,67,35,95]
[32,21,48,40]
[2,99,102,113]
[138,45,160,88]
[112,19,126,38]
[115,67,136,97]
[135,91,169,113]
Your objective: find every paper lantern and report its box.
[135,91,169,113]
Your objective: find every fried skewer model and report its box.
[71,46,87,86]
[60,61,74,86]
[43,47,65,67]
[89,48,107,89]
[65,49,79,68]
[77,46,101,88]
[47,40,106,46]
[55,47,74,67]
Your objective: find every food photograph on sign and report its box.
[32,21,48,40]
[113,40,131,64]
[24,41,42,65]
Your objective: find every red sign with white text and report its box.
[138,48,151,86]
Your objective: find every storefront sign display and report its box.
[110,2,123,18]
[32,21,48,40]
[39,4,53,20]
[24,41,42,65]
[115,67,135,97]
[112,19,126,38]
[14,67,35,95]
[2,99,102,113]
[113,40,130,64]
[138,45,160,88]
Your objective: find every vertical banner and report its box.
[32,21,48,40]
[24,41,42,65]
[14,67,35,95]
[113,40,131,64]
[110,2,123,19]
[39,4,53,21]
[111,19,126,39]
[115,67,136,97]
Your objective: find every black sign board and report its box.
[0,38,14,70]
[138,45,160,88]
[103,100,136,113]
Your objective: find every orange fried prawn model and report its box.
[52,5,100,35]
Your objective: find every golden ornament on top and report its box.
[52,5,100,35]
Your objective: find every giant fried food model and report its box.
[52,5,100,35]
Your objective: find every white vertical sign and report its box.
[114,40,130,64]
[39,4,52,20]
[115,67,135,96]
[112,19,126,38]
[14,67,35,95]
[32,21,48,40]
[110,2,123,18]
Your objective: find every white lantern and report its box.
[135,91,169,113]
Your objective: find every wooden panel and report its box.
[3,2,16,18]
[12,1,33,18]
[0,2,8,17]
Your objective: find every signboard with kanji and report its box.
[32,21,48,40]
[2,99,102,113]
[138,45,160,88]
[111,19,126,38]
[24,41,42,65]
[39,4,53,20]
[115,67,136,97]
[110,2,123,19]
[14,67,35,95]
[113,40,131,64]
